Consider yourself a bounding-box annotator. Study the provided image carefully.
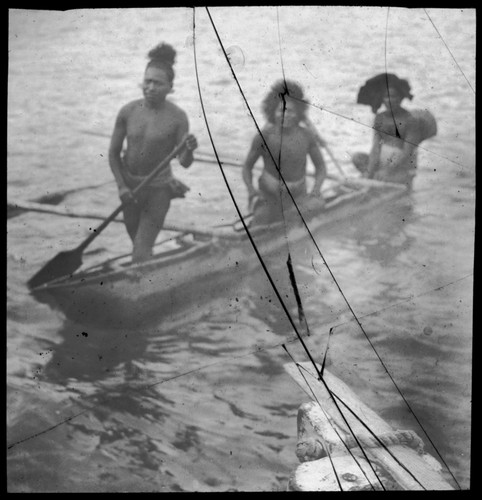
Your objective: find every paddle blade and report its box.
[7,203,26,220]
[27,248,83,289]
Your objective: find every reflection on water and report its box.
[42,321,152,383]
[353,200,416,264]
[8,306,302,492]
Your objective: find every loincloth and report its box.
[372,144,416,186]
[258,170,307,199]
[121,160,189,199]
[253,170,311,225]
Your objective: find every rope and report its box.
[296,429,424,463]
[344,429,425,454]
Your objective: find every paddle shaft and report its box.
[83,125,347,176]
[199,122,350,184]
[27,138,188,290]
[302,117,349,179]
[199,149,347,185]
[76,138,188,253]
[7,200,124,222]
[81,128,231,165]
[20,131,345,229]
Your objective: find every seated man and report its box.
[353,73,437,190]
[242,80,327,226]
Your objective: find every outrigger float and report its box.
[284,362,456,491]
[18,167,408,327]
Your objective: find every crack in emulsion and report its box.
[271,7,461,488]
[196,9,330,395]
[383,8,402,138]
[206,6,429,489]
[7,410,89,450]
[7,268,470,460]
[300,98,464,168]
[330,273,473,332]
[286,253,310,336]
[282,345,386,491]
[423,9,475,95]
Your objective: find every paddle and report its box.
[7,181,115,220]
[8,200,125,222]
[27,137,188,290]
[303,118,349,179]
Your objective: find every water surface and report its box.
[7,7,474,492]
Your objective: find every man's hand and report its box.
[184,134,198,153]
[119,185,136,204]
[305,191,326,211]
[179,134,198,169]
[248,190,259,212]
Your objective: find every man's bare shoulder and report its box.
[164,99,188,121]
[250,124,275,147]
[299,124,317,141]
[119,99,145,117]
[263,123,276,134]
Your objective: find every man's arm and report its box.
[242,136,262,208]
[176,112,197,168]
[367,114,383,178]
[108,109,131,201]
[308,141,327,196]
[386,116,418,170]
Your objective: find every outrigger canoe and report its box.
[284,362,456,491]
[28,175,408,327]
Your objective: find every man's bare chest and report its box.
[263,130,309,158]
[127,109,178,143]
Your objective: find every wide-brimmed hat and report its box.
[357,73,413,112]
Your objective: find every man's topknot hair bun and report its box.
[147,43,176,67]
[145,43,177,83]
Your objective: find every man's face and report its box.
[143,67,172,105]
[383,86,403,110]
[274,100,299,128]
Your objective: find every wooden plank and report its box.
[296,406,425,490]
[284,362,393,438]
[284,362,454,490]
[368,445,451,491]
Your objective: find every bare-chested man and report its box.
[109,43,198,262]
[366,84,419,188]
[242,80,327,226]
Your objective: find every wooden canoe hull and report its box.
[32,238,252,327]
[30,178,408,327]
